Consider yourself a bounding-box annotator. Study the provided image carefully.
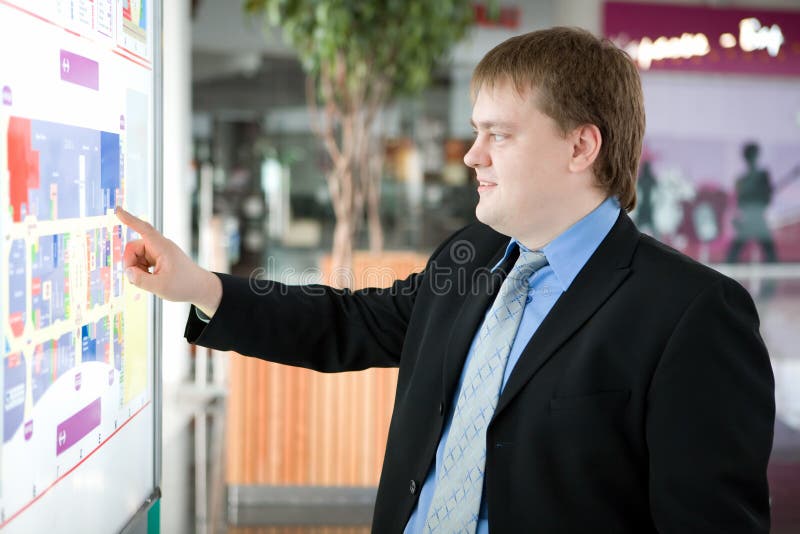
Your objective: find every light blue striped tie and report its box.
[424,248,548,533]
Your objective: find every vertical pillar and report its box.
[160,2,194,534]
[161,0,193,386]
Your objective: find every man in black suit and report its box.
[117,27,774,533]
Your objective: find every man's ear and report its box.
[568,124,602,173]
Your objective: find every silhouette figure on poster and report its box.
[726,142,778,263]
[635,160,656,235]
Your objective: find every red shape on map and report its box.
[8,352,22,368]
[31,277,41,296]
[9,312,24,337]
[8,117,40,222]
[34,345,44,373]
[113,225,122,263]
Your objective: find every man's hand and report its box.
[115,207,222,318]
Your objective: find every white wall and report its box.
[192,0,290,55]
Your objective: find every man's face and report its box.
[465,80,584,243]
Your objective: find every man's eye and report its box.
[491,134,507,142]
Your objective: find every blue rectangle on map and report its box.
[101,132,120,209]
[81,324,97,362]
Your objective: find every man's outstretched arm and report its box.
[115,206,422,372]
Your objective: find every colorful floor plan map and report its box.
[3,109,150,419]
[2,81,151,534]
[0,1,156,531]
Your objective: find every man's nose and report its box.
[464,137,490,168]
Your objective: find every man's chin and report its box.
[475,208,508,235]
[475,205,489,225]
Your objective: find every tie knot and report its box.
[508,249,548,282]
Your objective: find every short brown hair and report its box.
[471,27,645,211]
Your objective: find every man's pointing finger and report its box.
[115,206,156,237]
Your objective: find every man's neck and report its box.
[516,194,608,251]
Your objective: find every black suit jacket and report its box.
[185,212,774,533]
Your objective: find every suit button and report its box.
[409,480,417,495]
[438,402,444,415]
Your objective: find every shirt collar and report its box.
[491,196,621,291]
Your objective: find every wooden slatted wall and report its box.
[226,252,427,486]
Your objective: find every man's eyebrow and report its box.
[469,118,516,130]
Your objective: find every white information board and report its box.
[0,1,161,532]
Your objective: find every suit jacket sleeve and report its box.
[184,270,423,372]
[647,277,774,533]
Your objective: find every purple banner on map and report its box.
[2,86,11,106]
[56,398,101,456]
[59,50,99,90]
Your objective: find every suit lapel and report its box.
[493,212,640,418]
[440,242,510,406]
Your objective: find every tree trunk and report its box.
[330,215,355,288]
[305,70,387,283]
[326,157,356,287]
[366,140,384,254]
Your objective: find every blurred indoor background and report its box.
[159,1,800,532]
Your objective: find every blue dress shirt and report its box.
[404,196,621,533]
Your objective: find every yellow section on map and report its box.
[123,279,148,403]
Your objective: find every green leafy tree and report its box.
[245,0,474,281]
